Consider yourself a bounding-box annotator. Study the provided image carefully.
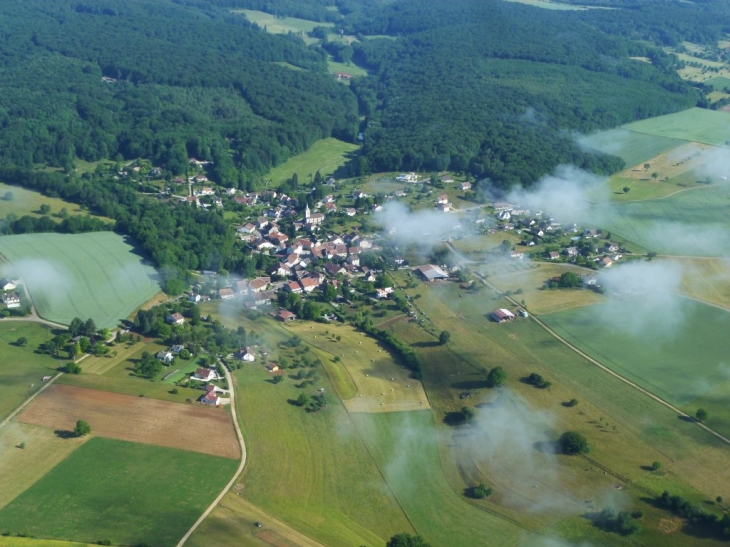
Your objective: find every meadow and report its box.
[677,257,730,309]
[603,174,704,202]
[622,107,730,146]
[706,76,730,92]
[233,10,331,42]
[578,128,684,168]
[0,539,96,547]
[0,322,59,421]
[0,422,87,510]
[0,183,107,223]
[0,437,238,546]
[265,138,359,185]
[599,182,730,256]
[0,232,160,328]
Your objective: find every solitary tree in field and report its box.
[39,204,51,215]
[486,366,506,388]
[559,431,589,455]
[73,419,91,437]
[651,461,662,471]
[643,163,651,170]
[651,172,659,180]
[438,330,451,345]
[472,483,493,499]
[386,533,431,547]
[696,408,709,422]
[622,187,630,194]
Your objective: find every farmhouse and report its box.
[249,277,270,292]
[460,181,472,191]
[414,264,449,282]
[600,256,613,268]
[266,363,280,372]
[437,194,449,205]
[193,367,217,381]
[166,312,185,325]
[564,246,579,257]
[1,293,21,308]
[272,309,297,322]
[219,287,235,300]
[0,278,16,291]
[236,347,255,362]
[492,308,516,323]
[547,251,560,260]
[156,351,174,364]
[200,387,220,406]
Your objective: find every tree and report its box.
[461,406,475,423]
[438,330,451,345]
[651,461,662,471]
[566,398,579,407]
[472,483,493,499]
[558,272,581,288]
[14,336,27,347]
[386,533,432,547]
[651,172,659,179]
[500,240,511,253]
[486,366,506,388]
[559,431,589,455]
[39,204,51,215]
[83,318,97,337]
[73,419,91,437]
[622,186,630,193]
[68,317,84,337]
[643,163,651,170]
[296,393,310,407]
[696,408,708,422]
[323,283,337,302]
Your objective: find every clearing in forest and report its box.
[17,384,240,459]
[265,138,359,184]
[0,183,111,223]
[0,232,160,328]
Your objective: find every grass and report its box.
[0,184,110,223]
[541,296,730,409]
[677,257,730,309]
[383,278,730,543]
[579,129,685,168]
[705,76,730,92]
[0,437,238,546]
[265,138,359,185]
[599,182,730,256]
[327,58,369,78]
[0,539,97,547]
[0,232,161,328]
[604,174,704,202]
[0,322,59,421]
[233,10,331,43]
[0,422,88,510]
[622,107,730,146]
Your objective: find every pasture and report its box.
[265,138,359,185]
[603,174,704,202]
[386,280,730,533]
[616,142,714,185]
[233,10,330,43]
[0,183,107,223]
[578,128,684,168]
[541,296,730,409]
[677,257,730,309]
[285,322,429,413]
[0,437,238,546]
[0,539,96,547]
[0,232,160,328]
[18,384,240,459]
[599,182,730,257]
[327,58,368,78]
[485,263,605,314]
[706,76,730,92]
[0,322,59,421]
[228,357,415,547]
[0,422,87,510]
[622,107,730,146]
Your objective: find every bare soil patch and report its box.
[17,384,239,459]
[658,517,681,534]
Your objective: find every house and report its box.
[510,250,524,259]
[374,288,392,299]
[460,181,472,191]
[0,279,16,291]
[547,251,560,260]
[219,288,235,300]
[600,256,613,268]
[437,194,449,205]
[414,264,449,282]
[395,173,418,183]
[249,277,270,292]
[324,263,347,277]
[156,351,174,364]
[193,367,217,381]
[166,312,185,325]
[492,309,516,323]
[1,293,20,308]
[271,309,296,322]
[564,247,579,257]
[235,279,250,293]
[345,208,357,217]
[200,389,220,406]
[352,191,368,200]
[236,347,256,362]
[497,210,511,221]
[440,175,454,183]
[605,242,620,252]
[285,281,303,294]
[492,202,513,212]
[299,278,319,293]
[347,254,360,267]
[266,363,280,372]
[171,344,185,354]
[436,202,451,212]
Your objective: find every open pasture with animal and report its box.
[265,137,358,185]
[0,422,87,510]
[0,437,238,546]
[0,232,160,328]
[17,384,240,459]
[0,322,59,421]
[286,322,429,413]
[622,107,730,146]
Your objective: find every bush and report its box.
[486,366,506,388]
[559,431,589,455]
[472,483,493,499]
[526,372,551,389]
[566,398,579,407]
[651,461,662,471]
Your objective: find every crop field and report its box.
[578,128,685,168]
[0,437,238,546]
[0,232,160,328]
[0,183,108,222]
[0,539,97,547]
[265,138,359,185]
[677,257,730,309]
[599,182,730,256]
[541,296,730,409]
[385,280,730,530]
[485,263,605,314]
[229,358,415,547]
[0,322,59,421]
[0,422,87,510]
[622,107,730,146]
[17,384,240,459]
[285,322,429,413]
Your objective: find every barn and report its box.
[491,309,515,323]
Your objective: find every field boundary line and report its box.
[176,363,246,547]
[472,270,730,448]
[0,372,63,431]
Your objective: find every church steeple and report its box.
[305,204,311,219]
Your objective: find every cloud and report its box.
[0,258,73,310]
[573,128,632,158]
[375,200,468,248]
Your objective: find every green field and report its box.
[0,323,59,420]
[0,232,160,328]
[0,437,238,546]
[542,296,730,409]
[0,183,109,223]
[622,107,730,146]
[234,10,331,43]
[265,137,359,184]
[327,58,369,78]
[579,129,685,168]
[706,76,730,92]
[0,539,97,547]
[598,182,730,256]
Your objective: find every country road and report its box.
[176,363,247,547]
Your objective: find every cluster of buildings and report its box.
[0,278,20,309]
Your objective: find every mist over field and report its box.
[0,258,71,309]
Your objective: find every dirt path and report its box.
[176,363,247,547]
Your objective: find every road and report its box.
[176,364,247,547]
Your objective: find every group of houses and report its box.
[0,278,20,309]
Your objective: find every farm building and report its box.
[271,309,297,322]
[492,309,516,323]
[193,368,217,381]
[166,312,185,325]
[0,278,16,291]
[236,347,255,362]
[156,351,174,364]
[460,181,472,191]
[219,287,235,299]
[414,264,449,282]
[1,293,21,308]
[266,363,280,372]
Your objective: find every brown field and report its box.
[17,385,239,459]
[620,141,714,182]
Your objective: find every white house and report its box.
[193,367,217,381]
[156,351,174,364]
[0,279,16,291]
[237,347,255,362]
[2,293,21,308]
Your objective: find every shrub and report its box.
[472,483,493,499]
[559,431,589,455]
